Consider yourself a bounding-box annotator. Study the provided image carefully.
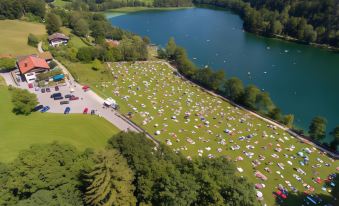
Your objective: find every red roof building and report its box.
[18,56,49,74]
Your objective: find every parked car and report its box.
[46,88,51,93]
[55,86,59,91]
[35,87,40,92]
[60,101,69,105]
[65,94,72,98]
[41,106,50,113]
[41,88,46,93]
[91,110,95,115]
[64,107,71,114]
[83,107,88,114]
[33,105,44,112]
[54,96,64,100]
[28,83,33,88]
[70,96,79,101]
[50,92,62,98]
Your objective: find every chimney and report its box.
[24,63,28,67]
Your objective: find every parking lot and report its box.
[33,83,102,114]
[0,71,141,132]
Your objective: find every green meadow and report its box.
[0,77,119,163]
[63,60,338,205]
[0,20,46,55]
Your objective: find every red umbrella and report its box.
[281,194,287,199]
[276,191,282,196]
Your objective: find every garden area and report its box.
[65,60,338,205]
[0,77,120,163]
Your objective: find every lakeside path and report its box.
[160,61,339,159]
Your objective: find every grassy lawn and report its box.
[0,77,120,163]
[0,20,46,55]
[52,0,71,8]
[64,59,338,205]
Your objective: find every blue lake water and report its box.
[108,8,339,139]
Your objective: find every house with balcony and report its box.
[17,56,50,83]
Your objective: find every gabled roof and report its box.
[18,56,50,74]
[48,33,69,41]
[105,39,120,47]
[37,51,53,61]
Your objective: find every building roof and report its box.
[37,51,53,61]
[105,39,120,47]
[18,56,50,74]
[48,33,69,41]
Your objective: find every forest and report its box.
[0,132,260,206]
[193,0,339,48]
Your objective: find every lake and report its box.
[108,7,339,139]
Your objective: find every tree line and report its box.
[58,0,193,11]
[193,0,339,48]
[45,8,149,62]
[159,37,294,127]
[0,0,46,20]
[0,132,259,206]
[159,38,339,152]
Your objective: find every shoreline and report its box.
[106,5,339,52]
[104,6,193,16]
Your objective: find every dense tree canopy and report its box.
[330,126,339,151]
[309,116,327,141]
[84,149,136,206]
[0,0,46,20]
[0,143,93,205]
[194,0,339,47]
[107,132,259,206]
[46,13,62,34]
[10,87,38,115]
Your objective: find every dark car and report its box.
[90,110,95,115]
[54,96,64,100]
[41,88,46,93]
[70,96,79,101]
[55,86,59,91]
[65,94,72,98]
[50,92,62,98]
[60,100,69,105]
[46,88,51,93]
[33,105,44,112]
[64,107,71,114]
[41,106,50,113]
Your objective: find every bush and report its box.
[77,47,95,62]
[91,59,102,71]
[48,60,57,69]
[10,88,38,115]
[0,58,16,71]
[27,33,39,47]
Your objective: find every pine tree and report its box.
[84,149,136,206]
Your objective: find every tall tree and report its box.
[309,116,327,141]
[73,18,89,37]
[10,88,38,115]
[330,126,339,151]
[46,13,62,34]
[84,149,136,206]
[241,85,260,110]
[166,37,177,59]
[224,77,244,102]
